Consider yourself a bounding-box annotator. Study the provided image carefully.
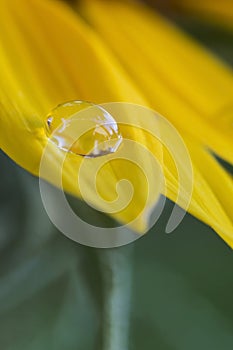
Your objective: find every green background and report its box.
[0,11,233,350]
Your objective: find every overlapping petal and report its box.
[0,0,232,245]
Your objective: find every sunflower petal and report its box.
[0,0,232,244]
[81,0,233,165]
[0,0,163,232]
[81,0,233,245]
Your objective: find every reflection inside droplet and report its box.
[46,100,122,157]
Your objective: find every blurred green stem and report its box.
[98,246,133,350]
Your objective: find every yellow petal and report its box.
[161,127,233,247]
[0,0,232,246]
[183,137,233,246]
[0,0,162,232]
[81,0,233,165]
[81,0,233,244]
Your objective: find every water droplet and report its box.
[46,100,122,157]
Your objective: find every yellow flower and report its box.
[0,0,233,245]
